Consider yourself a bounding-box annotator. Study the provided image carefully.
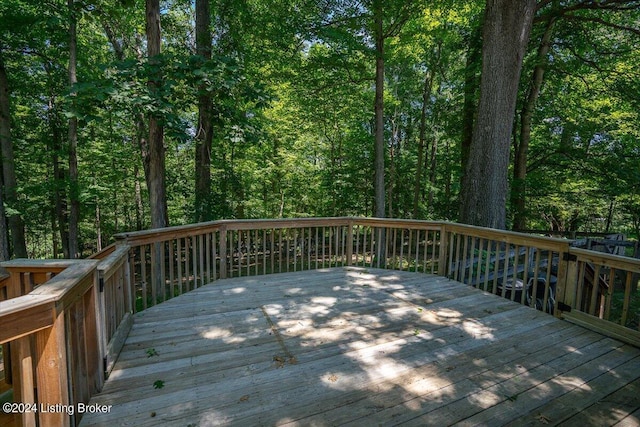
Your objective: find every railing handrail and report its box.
[445,222,572,252]
[113,217,574,250]
[569,246,640,274]
[0,260,97,342]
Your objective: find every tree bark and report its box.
[68,0,80,258]
[412,70,433,219]
[459,0,536,229]
[145,0,167,229]
[194,0,214,222]
[512,18,556,230]
[0,174,9,260]
[0,49,27,258]
[460,23,482,179]
[373,0,385,219]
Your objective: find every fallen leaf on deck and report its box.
[535,413,551,424]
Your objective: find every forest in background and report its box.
[0,0,639,259]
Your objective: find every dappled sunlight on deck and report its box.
[79,268,640,427]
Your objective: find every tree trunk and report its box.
[194,0,214,222]
[373,0,385,219]
[95,199,102,252]
[134,162,144,230]
[460,22,482,178]
[145,0,167,229]
[412,70,434,219]
[459,0,536,229]
[0,173,9,261]
[68,0,80,258]
[0,49,27,258]
[512,18,556,231]
[427,131,438,208]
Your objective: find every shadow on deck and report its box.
[80,268,640,426]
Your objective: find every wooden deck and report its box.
[79,268,640,426]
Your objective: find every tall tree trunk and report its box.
[145,0,167,229]
[0,174,9,260]
[427,131,438,208]
[512,18,556,231]
[412,70,434,219]
[95,199,102,252]
[134,163,144,230]
[373,0,385,219]
[372,0,387,267]
[0,49,27,258]
[459,0,536,229]
[53,121,70,259]
[460,22,483,177]
[68,0,80,258]
[194,0,214,222]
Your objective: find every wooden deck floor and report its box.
[80,268,640,427]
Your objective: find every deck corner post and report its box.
[219,225,228,279]
[437,225,449,277]
[35,311,71,427]
[557,248,579,318]
[554,245,572,319]
[12,336,36,427]
[346,220,354,266]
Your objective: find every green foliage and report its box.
[1,0,639,258]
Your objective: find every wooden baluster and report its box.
[192,235,199,286]
[150,243,157,306]
[621,271,632,326]
[212,231,218,280]
[437,226,449,277]
[160,241,166,300]
[603,268,615,320]
[354,225,360,267]
[219,226,227,279]
[263,229,267,276]
[140,246,148,310]
[184,237,191,289]
[169,241,175,298]
[543,249,571,318]
[589,264,602,316]
[491,242,500,295]
[176,238,183,294]
[475,238,484,290]
[511,245,520,302]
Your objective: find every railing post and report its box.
[557,249,579,317]
[13,336,36,427]
[346,220,354,266]
[85,273,104,393]
[219,225,228,279]
[437,224,449,277]
[554,245,573,319]
[35,311,71,427]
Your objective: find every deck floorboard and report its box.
[79,268,640,426]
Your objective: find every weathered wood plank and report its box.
[613,409,640,427]
[78,268,640,427]
[537,376,640,426]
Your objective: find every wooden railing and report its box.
[112,218,443,311]
[0,249,132,427]
[1,217,639,426]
